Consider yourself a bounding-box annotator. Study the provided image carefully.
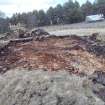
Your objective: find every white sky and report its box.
[0,0,95,17]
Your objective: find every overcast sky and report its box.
[0,0,95,17]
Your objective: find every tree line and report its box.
[0,11,10,34]
[0,0,105,33]
[9,0,105,28]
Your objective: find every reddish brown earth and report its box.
[0,35,105,75]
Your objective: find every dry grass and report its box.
[38,21,105,36]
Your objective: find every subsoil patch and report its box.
[0,35,105,75]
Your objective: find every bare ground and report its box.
[0,35,105,75]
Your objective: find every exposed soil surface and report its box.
[0,35,105,75]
